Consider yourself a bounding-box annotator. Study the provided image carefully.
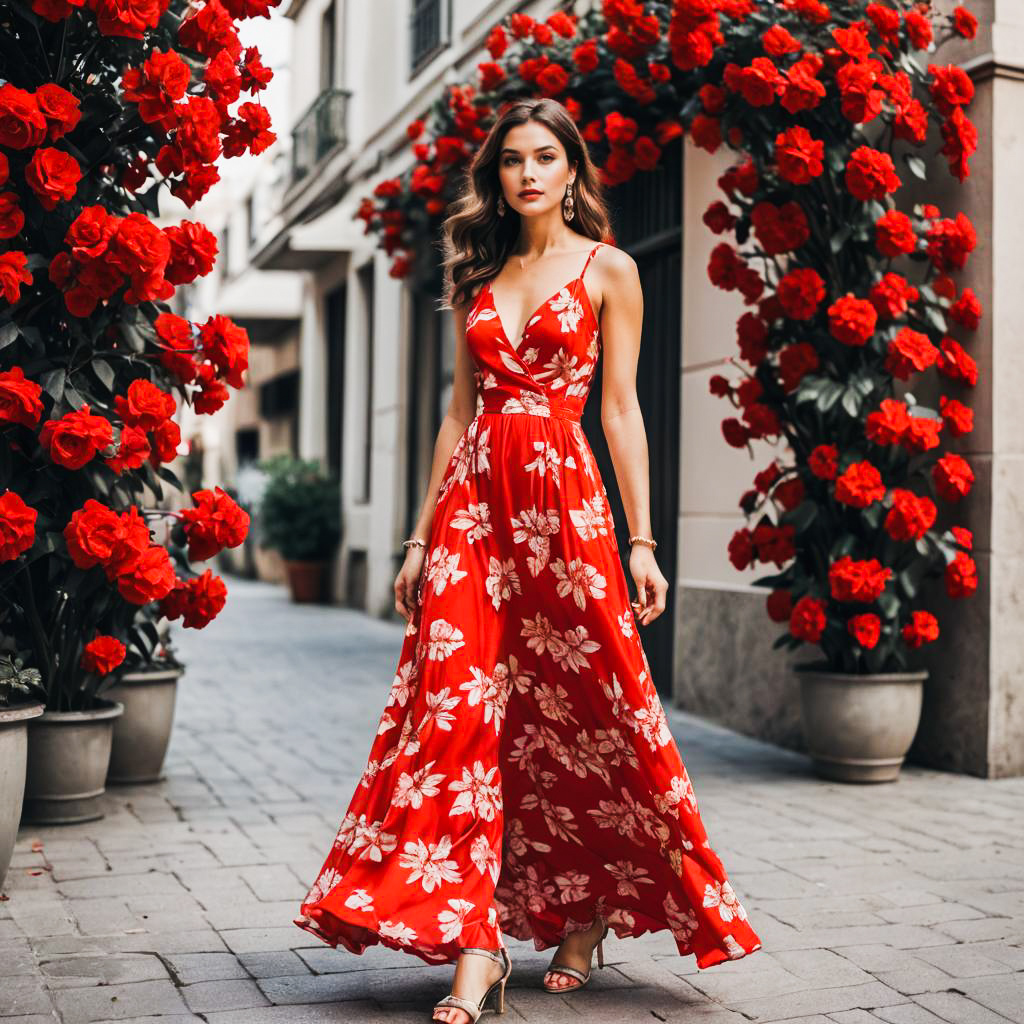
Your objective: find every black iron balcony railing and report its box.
[291,88,352,183]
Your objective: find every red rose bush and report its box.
[0,0,275,709]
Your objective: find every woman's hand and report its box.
[394,547,427,622]
[629,545,668,627]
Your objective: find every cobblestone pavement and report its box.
[3,577,1024,1023]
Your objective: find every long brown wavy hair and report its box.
[438,97,613,312]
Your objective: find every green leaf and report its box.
[905,155,927,180]
[830,226,852,253]
[40,368,66,401]
[816,381,842,413]
[91,358,115,391]
[784,500,819,532]
[841,386,861,418]
[877,590,900,619]
[0,322,17,351]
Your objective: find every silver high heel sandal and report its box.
[542,918,609,992]
[432,945,512,1022]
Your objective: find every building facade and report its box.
[208,0,1022,779]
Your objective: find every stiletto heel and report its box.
[432,945,511,1022]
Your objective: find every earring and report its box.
[563,182,575,221]
[497,195,506,215]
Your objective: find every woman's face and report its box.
[497,120,575,218]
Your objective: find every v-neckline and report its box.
[485,276,596,359]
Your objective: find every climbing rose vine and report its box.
[0,0,280,709]
[351,0,980,675]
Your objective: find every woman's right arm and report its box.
[394,298,479,621]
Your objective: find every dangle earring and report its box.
[563,180,575,221]
[497,194,506,215]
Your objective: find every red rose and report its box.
[112,213,173,303]
[774,476,805,511]
[0,84,47,149]
[828,295,877,347]
[718,158,759,197]
[937,337,978,386]
[149,417,182,466]
[699,84,727,115]
[837,59,884,124]
[91,0,168,38]
[707,242,743,290]
[885,328,938,380]
[933,453,974,502]
[870,273,919,319]
[106,425,151,475]
[808,444,838,480]
[885,489,937,541]
[875,211,917,258]
[953,6,979,39]
[114,378,176,429]
[945,551,978,598]
[895,98,930,145]
[737,377,764,409]
[721,417,750,449]
[777,267,825,320]
[754,462,781,493]
[762,25,801,56]
[81,634,127,676]
[160,569,228,628]
[536,62,569,97]
[904,10,933,49]
[866,2,901,43]
[952,526,973,549]
[829,555,893,603]
[766,589,793,623]
[164,220,218,285]
[605,111,638,146]
[845,146,901,201]
[0,490,37,563]
[180,486,250,562]
[927,213,977,271]
[750,201,809,255]
[780,55,825,114]
[155,312,199,383]
[847,613,881,649]
[689,114,722,153]
[708,374,731,397]
[25,145,82,208]
[703,201,736,235]
[728,527,755,570]
[116,544,176,604]
[866,398,911,446]
[32,0,87,20]
[39,404,113,469]
[64,501,151,578]
[744,402,781,439]
[784,0,830,22]
[835,460,887,509]
[902,415,943,453]
[790,595,826,643]
[903,610,939,648]
[35,82,81,141]
[775,126,824,184]
[0,251,33,303]
[0,367,44,427]
[929,64,975,116]
[736,313,768,365]
[941,106,977,183]
[939,395,973,436]
[193,377,230,415]
[778,342,818,391]
[0,191,25,239]
[752,523,795,567]
[950,288,982,330]
[736,58,783,107]
[833,23,872,60]
[198,314,249,388]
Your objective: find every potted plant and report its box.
[0,4,274,818]
[0,656,45,892]
[257,455,341,603]
[104,609,185,786]
[693,6,981,781]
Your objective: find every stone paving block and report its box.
[952,971,1024,1023]
[912,990,1022,1024]
[203,1003,385,1023]
[237,864,308,902]
[828,1011,886,1024]
[768,947,879,987]
[0,937,37,977]
[201,899,301,930]
[181,979,272,1012]
[876,901,988,926]
[0,976,55,1016]
[39,953,169,988]
[871,1003,958,1023]
[237,950,312,978]
[218,926,314,954]
[7,901,77,938]
[873,960,967,996]
[258,964,443,1005]
[51,980,189,1022]
[165,952,249,984]
[0,1016,60,1024]
[724,981,911,1020]
[910,941,1018,978]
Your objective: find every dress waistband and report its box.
[478,395,581,423]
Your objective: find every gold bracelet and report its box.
[402,538,427,550]
[629,534,657,550]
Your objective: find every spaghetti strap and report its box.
[580,241,603,282]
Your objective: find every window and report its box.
[320,1,336,92]
[410,0,448,77]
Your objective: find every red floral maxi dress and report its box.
[294,241,763,970]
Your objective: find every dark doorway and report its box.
[325,283,347,480]
[581,139,683,696]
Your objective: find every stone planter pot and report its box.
[0,703,45,891]
[105,665,184,785]
[23,698,124,825]
[797,664,928,783]
[284,558,328,603]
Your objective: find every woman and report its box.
[294,97,763,1023]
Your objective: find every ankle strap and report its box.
[460,946,505,964]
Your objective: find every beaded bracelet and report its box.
[402,538,427,550]
[629,535,657,550]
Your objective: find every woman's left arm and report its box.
[596,248,669,627]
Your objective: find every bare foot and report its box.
[543,917,606,990]
[433,949,507,1023]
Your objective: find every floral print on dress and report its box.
[295,242,763,971]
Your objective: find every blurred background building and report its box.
[180,0,1023,779]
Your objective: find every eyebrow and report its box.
[500,145,557,155]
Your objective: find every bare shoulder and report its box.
[590,244,640,316]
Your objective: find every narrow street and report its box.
[3,576,1023,1023]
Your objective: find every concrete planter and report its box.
[0,703,45,891]
[22,698,124,824]
[797,665,928,783]
[105,665,184,785]
[284,558,328,603]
